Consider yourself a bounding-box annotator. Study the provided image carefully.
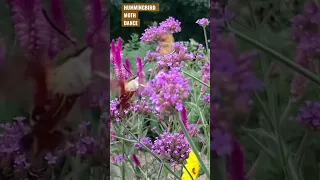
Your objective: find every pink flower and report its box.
[196,18,210,27]
[10,0,50,58]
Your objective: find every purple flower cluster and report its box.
[290,0,320,101]
[131,97,157,115]
[135,137,153,150]
[211,2,262,157]
[68,122,98,157]
[44,152,58,165]
[152,131,190,165]
[153,42,194,73]
[296,101,320,131]
[203,93,210,103]
[110,98,121,121]
[144,50,161,62]
[141,17,181,43]
[201,61,210,92]
[0,117,28,155]
[186,124,200,136]
[196,18,210,27]
[211,128,232,156]
[142,69,191,115]
[111,154,128,164]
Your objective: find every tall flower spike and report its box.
[125,57,132,74]
[181,105,188,128]
[10,0,50,59]
[48,0,74,58]
[136,56,145,85]
[86,0,105,45]
[132,153,141,167]
[111,38,128,80]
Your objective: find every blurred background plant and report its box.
[0,0,111,179]
[211,0,320,180]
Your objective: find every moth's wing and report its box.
[50,46,93,95]
[52,43,88,66]
[125,77,140,92]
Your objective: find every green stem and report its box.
[178,114,210,178]
[202,27,209,53]
[181,70,210,88]
[183,164,195,180]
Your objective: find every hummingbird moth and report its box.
[158,32,175,56]
[109,32,176,113]
[19,8,109,155]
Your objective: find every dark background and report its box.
[110,0,210,43]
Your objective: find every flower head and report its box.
[196,18,210,27]
[142,69,191,115]
[135,137,153,150]
[181,151,200,180]
[296,101,320,131]
[152,132,190,165]
[141,17,181,43]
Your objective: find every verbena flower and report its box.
[135,137,153,150]
[186,124,200,137]
[44,152,58,165]
[142,69,191,115]
[290,0,320,101]
[141,17,181,43]
[144,50,161,62]
[152,131,190,165]
[158,17,181,33]
[181,151,200,180]
[153,42,194,73]
[200,62,210,92]
[131,98,156,115]
[196,18,210,27]
[110,98,121,121]
[296,101,320,131]
[111,154,128,164]
[68,122,97,157]
[211,128,232,156]
[203,93,210,103]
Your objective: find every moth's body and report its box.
[158,33,175,56]
[124,76,139,92]
[21,44,94,155]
